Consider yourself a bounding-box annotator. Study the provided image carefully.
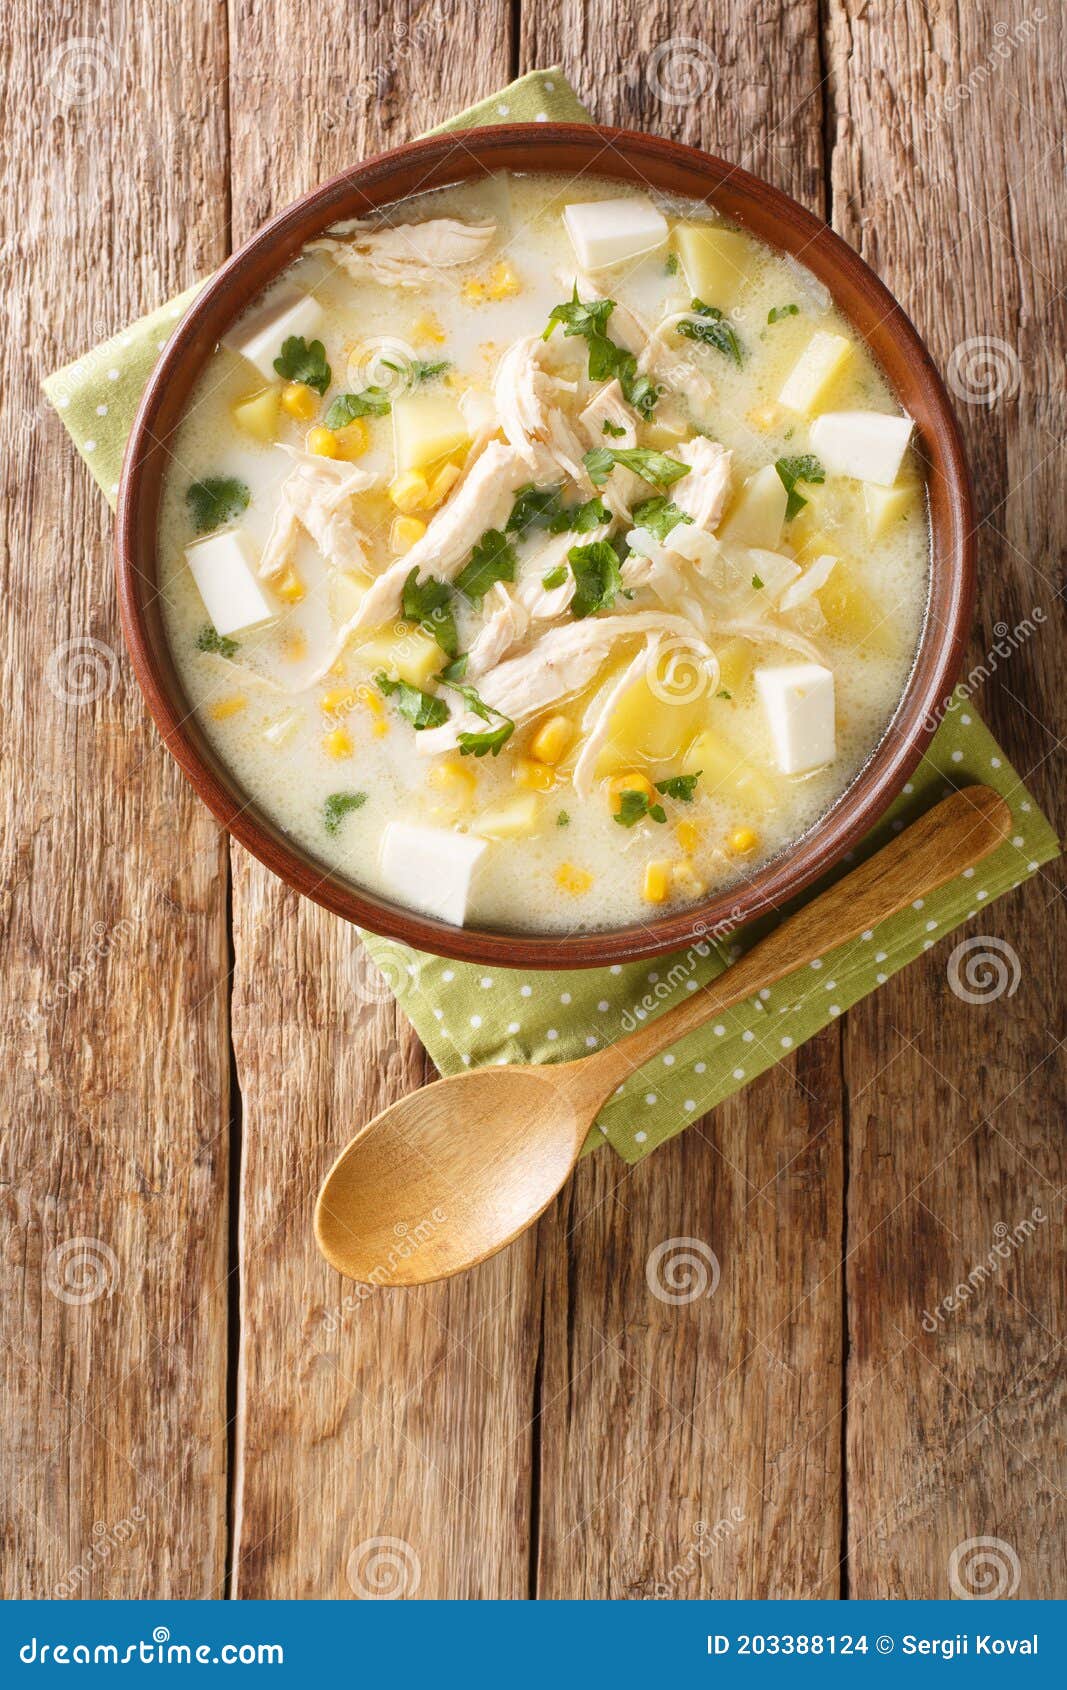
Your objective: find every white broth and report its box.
[159,172,929,934]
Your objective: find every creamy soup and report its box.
[159,172,929,934]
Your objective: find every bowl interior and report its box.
[116,125,974,968]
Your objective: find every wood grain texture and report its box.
[825,0,1067,1598]
[1,0,232,1596]
[225,0,542,1600]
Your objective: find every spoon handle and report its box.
[592,785,1011,1082]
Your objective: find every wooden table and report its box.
[5,0,1064,1601]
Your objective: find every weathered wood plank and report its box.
[826,0,1066,1597]
[225,0,541,1599]
[1,0,232,1597]
[521,0,847,1599]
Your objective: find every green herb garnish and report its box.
[541,564,568,590]
[506,484,565,538]
[655,772,701,802]
[544,285,660,418]
[716,688,732,700]
[751,573,765,590]
[677,299,743,366]
[614,789,667,828]
[582,446,689,489]
[322,792,367,834]
[195,625,239,658]
[557,810,570,827]
[375,672,449,730]
[774,453,825,521]
[458,719,514,758]
[665,252,680,276]
[440,654,469,683]
[454,528,518,604]
[273,335,331,394]
[325,387,392,426]
[185,476,251,535]
[602,419,626,438]
[409,359,450,384]
[768,303,800,323]
[401,569,458,657]
[631,496,693,542]
[568,540,623,619]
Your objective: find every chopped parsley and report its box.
[716,688,733,700]
[375,672,449,730]
[454,528,518,605]
[195,625,239,658]
[568,540,623,619]
[751,573,765,591]
[665,251,680,276]
[324,387,391,426]
[557,495,609,535]
[322,791,367,834]
[677,299,743,366]
[556,810,570,827]
[582,445,690,489]
[614,789,667,828]
[185,476,250,535]
[440,653,469,683]
[401,569,458,657]
[768,303,800,323]
[655,772,701,802]
[544,285,660,418]
[506,484,565,538]
[774,453,825,521]
[441,679,515,758]
[631,496,693,542]
[541,563,568,590]
[602,418,626,438]
[273,335,331,394]
[408,358,450,384]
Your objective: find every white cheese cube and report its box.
[563,197,668,272]
[810,411,914,487]
[755,664,836,775]
[379,822,487,927]
[778,330,852,414]
[186,528,277,637]
[221,291,324,382]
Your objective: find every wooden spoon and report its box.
[315,785,1010,1286]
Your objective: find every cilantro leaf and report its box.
[677,299,743,366]
[631,496,693,542]
[195,625,239,658]
[568,540,623,619]
[324,387,391,426]
[458,719,514,758]
[555,495,609,535]
[655,772,701,802]
[401,569,457,657]
[751,573,765,590]
[544,287,616,341]
[506,484,565,538]
[454,529,517,605]
[716,688,732,700]
[322,792,367,835]
[544,285,660,419]
[602,419,626,438]
[556,810,570,827]
[440,654,469,683]
[273,335,331,394]
[665,252,680,276]
[375,672,449,730]
[185,476,251,535]
[541,564,568,590]
[768,303,800,323]
[774,453,826,521]
[582,446,690,489]
[614,789,667,828]
[409,359,450,384]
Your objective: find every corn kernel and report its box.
[671,860,706,899]
[486,261,521,300]
[514,757,556,793]
[675,818,702,856]
[462,277,487,304]
[334,419,369,461]
[642,860,671,904]
[427,759,477,810]
[390,515,427,553]
[275,566,306,604]
[306,425,339,458]
[729,826,759,855]
[281,381,319,421]
[555,862,594,896]
[389,470,432,513]
[529,714,573,766]
[412,312,446,345]
[357,684,384,718]
[427,462,462,507]
[320,686,359,719]
[746,402,783,433]
[609,770,654,814]
[210,695,247,721]
[323,726,353,759]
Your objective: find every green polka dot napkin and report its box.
[44,69,1059,1163]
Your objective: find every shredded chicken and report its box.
[777,552,838,612]
[572,275,715,415]
[259,448,378,580]
[309,218,496,287]
[577,379,646,518]
[571,641,654,799]
[465,584,530,680]
[493,335,588,483]
[670,437,733,532]
[352,441,531,628]
[416,612,717,754]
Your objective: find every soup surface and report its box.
[159,171,930,934]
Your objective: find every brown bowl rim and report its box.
[115,122,975,969]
